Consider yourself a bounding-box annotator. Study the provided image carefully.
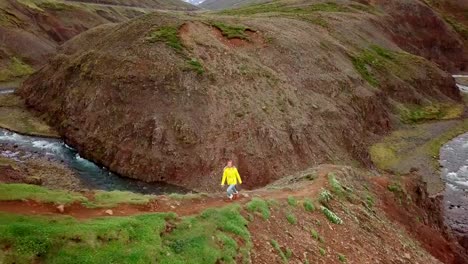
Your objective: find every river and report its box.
[439,75,468,242]
[0,128,187,194]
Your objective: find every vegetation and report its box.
[328,173,345,196]
[212,22,249,39]
[351,45,395,87]
[245,198,270,220]
[318,189,332,205]
[147,26,183,51]
[321,206,343,224]
[338,253,347,263]
[319,247,326,256]
[285,212,297,225]
[187,58,205,75]
[0,57,34,82]
[218,2,351,16]
[365,193,375,208]
[287,196,297,207]
[399,103,464,124]
[310,229,323,243]
[303,198,315,212]
[0,204,251,263]
[270,239,291,263]
[369,142,398,171]
[87,190,154,208]
[0,184,86,205]
[444,16,468,40]
[0,184,155,208]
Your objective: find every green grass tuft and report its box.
[187,58,205,75]
[147,26,183,51]
[338,253,347,263]
[319,247,326,256]
[321,206,343,224]
[318,189,332,205]
[270,239,291,263]
[287,196,297,207]
[245,198,271,220]
[328,173,345,196]
[285,212,297,225]
[303,198,315,212]
[310,229,324,243]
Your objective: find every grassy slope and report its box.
[0,168,446,263]
[0,183,154,207]
[0,205,249,264]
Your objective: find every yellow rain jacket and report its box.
[221,167,242,185]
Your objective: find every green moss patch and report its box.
[212,22,249,39]
[147,26,183,51]
[0,57,34,82]
[399,103,464,124]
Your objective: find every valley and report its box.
[0,0,468,263]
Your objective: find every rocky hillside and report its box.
[0,0,194,83]
[66,0,197,9]
[19,0,466,191]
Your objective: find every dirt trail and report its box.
[0,166,330,219]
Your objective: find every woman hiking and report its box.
[221,160,242,200]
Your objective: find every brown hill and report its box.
[0,0,194,83]
[19,0,465,191]
[65,0,197,10]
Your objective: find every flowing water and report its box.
[0,129,187,194]
[440,75,468,237]
[440,133,468,234]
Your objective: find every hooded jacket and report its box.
[221,166,242,185]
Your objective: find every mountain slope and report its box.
[65,0,197,10]
[0,0,195,83]
[17,0,466,191]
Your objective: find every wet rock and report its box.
[56,204,65,213]
[105,209,113,215]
